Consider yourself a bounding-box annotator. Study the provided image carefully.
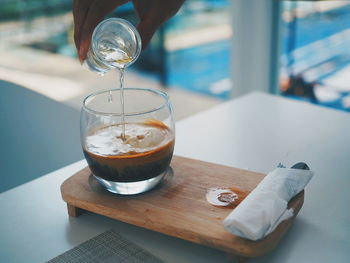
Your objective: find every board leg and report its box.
[67,204,83,217]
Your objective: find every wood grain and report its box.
[61,155,304,257]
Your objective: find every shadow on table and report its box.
[251,217,321,263]
[0,80,83,192]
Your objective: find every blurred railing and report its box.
[0,0,71,21]
[281,2,350,112]
[0,0,72,46]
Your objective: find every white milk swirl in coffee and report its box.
[85,122,172,156]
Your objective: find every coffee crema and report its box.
[83,120,174,182]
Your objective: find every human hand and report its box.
[73,0,185,62]
[132,0,185,50]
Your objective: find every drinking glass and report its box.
[81,88,175,195]
[84,18,142,74]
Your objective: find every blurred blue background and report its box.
[1,0,350,109]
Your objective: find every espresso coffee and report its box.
[83,120,174,182]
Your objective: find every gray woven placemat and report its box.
[47,229,164,263]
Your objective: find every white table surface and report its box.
[1,92,350,263]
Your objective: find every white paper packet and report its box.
[223,168,314,240]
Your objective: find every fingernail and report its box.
[78,49,84,64]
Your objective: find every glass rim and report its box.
[91,17,142,68]
[82,88,170,117]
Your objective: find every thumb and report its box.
[136,19,160,49]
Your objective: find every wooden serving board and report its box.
[61,156,304,258]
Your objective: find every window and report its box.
[280,1,350,112]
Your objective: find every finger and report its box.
[136,19,160,49]
[79,0,128,61]
[73,0,94,56]
[78,12,104,61]
[132,0,149,21]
